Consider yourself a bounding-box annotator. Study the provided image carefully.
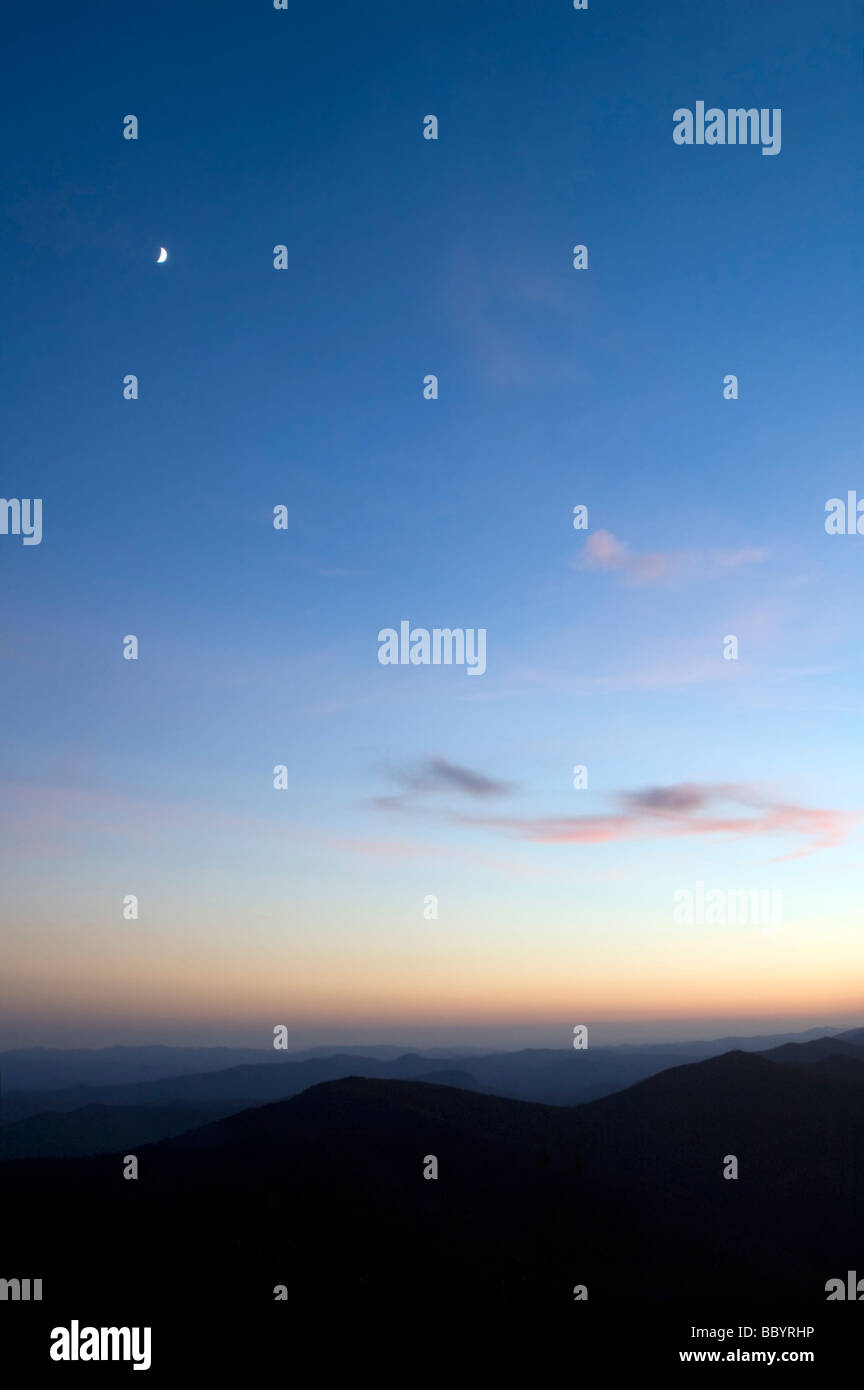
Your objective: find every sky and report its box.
[1,0,863,1050]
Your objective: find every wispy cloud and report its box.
[575,530,767,586]
[375,757,517,811]
[461,782,856,859]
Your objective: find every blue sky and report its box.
[1,0,863,1047]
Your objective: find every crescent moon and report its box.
[156,247,168,263]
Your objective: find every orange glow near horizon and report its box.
[3,932,862,1043]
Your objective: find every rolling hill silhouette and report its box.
[3,1044,862,1308]
[0,1101,238,1160]
[0,1027,839,1091]
[4,1026,862,1159]
[761,1033,864,1065]
[0,1046,691,1126]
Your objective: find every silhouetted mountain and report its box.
[0,1045,289,1092]
[805,1055,864,1085]
[0,1056,482,1156]
[1,1024,846,1091]
[608,1026,842,1056]
[460,1046,702,1103]
[404,1067,478,1090]
[0,1043,487,1094]
[0,1101,237,1160]
[575,1050,864,1190]
[0,1068,473,1161]
[0,1045,703,1145]
[8,1027,862,1156]
[0,1045,711,1139]
[3,1047,862,1309]
[760,1036,864,1065]
[0,1052,466,1125]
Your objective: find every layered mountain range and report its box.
[2,1026,862,1305]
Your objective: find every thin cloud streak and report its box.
[575,530,768,586]
[459,782,856,859]
[374,756,517,811]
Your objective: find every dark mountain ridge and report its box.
[5,1026,863,1159]
[3,1046,862,1307]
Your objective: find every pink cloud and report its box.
[460,783,856,859]
[581,530,631,571]
[575,532,767,586]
